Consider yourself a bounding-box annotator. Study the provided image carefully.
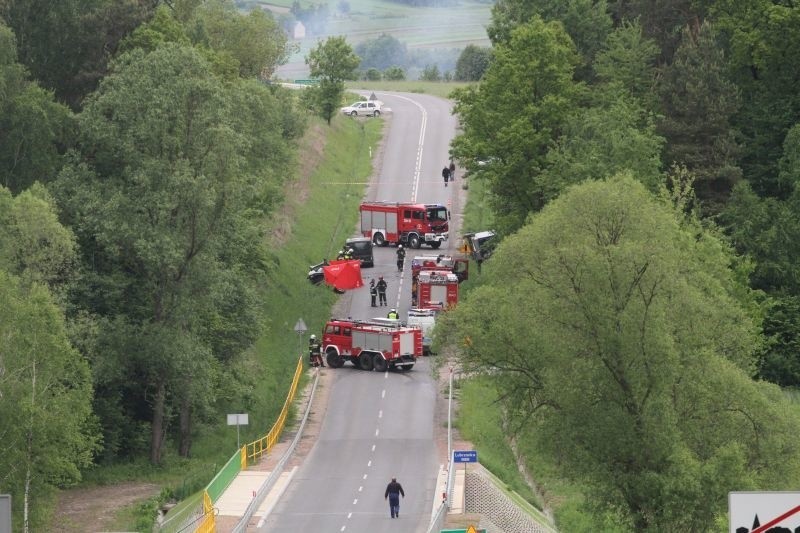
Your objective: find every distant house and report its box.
[293,21,306,39]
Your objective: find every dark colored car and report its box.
[345,236,374,267]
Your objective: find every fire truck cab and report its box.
[322,318,422,371]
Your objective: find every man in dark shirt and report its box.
[384,477,405,518]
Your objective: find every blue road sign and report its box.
[453,450,477,463]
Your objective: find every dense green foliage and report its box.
[440,176,800,529]
[0,0,307,527]
[447,0,800,529]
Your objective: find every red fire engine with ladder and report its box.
[322,318,423,371]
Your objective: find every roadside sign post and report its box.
[453,450,478,486]
[294,318,307,361]
[226,413,249,449]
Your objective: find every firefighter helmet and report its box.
[310,334,316,340]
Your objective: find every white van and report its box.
[406,308,437,355]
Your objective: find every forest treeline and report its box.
[3,0,800,530]
[441,0,800,530]
[0,0,306,528]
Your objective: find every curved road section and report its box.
[259,92,461,532]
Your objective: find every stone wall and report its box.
[464,467,555,533]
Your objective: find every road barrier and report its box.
[158,356,305,533]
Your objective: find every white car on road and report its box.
[341,100,383,117]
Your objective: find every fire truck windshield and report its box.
[427,206,448,221]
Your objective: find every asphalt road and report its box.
[259,92,461,532]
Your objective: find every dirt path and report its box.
[51,481,160,532]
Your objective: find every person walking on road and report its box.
[449,161,456,181]
[385,477,405,518]
[442,165,450,187]
[369,278,377,307]
[376,276,388,306]
[396,244,406,271]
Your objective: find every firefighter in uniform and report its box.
[376,276,388,306]
[309,334,324,367]
[387,308,399,320]
[370,278,377,307]
[396,244,406,271]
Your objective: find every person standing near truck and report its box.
[376,276,388,306]
[396,244,406,271]
[369,278,377,307]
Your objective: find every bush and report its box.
[383,66,405,81]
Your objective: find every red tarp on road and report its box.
[323,259,364,291]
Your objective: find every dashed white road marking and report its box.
[382,389,386,398]
[379,410,383,418]
[375,428,380,437]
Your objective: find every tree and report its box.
[354,33,407,71]
[1,0,155,108]
[593,19,659,107]
[0,23,73,194]
[542,88,664,194]
[710,1,800,198]
[383,65,405,81]
[450,17,581,233]
[0,183,78,296]
[437,174,800,529]
[658,21,742,214]
[53,43,281,463]
[0,272,97,532]
[192,1,290,79]
[454,44,492,81]
[306,36,360,125]
[487,0,612,78]
[419,64,441,81]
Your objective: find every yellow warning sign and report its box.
[466,526,478,533]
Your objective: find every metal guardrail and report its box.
[230,367,321,533]
[427,367,455,533]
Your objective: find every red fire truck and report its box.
[416,270,459,310]
[322,318,423,371]
[359,201,449,249]
[410,255,468,307]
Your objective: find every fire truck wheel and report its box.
[409,234,421,249]
[326,349,344,368]
[373,233,386,247]
[359,353,374,371]
[400,364,414,371]
[430,241,441,249]
[373,355,388,372]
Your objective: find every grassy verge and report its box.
[71,113,383,530]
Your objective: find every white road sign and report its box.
[730,492,800,533]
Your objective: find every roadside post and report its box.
[453,450,478,498]
[294,318,308,361]
[226,413,249,449]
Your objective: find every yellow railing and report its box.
[244,356,305,468]
[194,491,215,533]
